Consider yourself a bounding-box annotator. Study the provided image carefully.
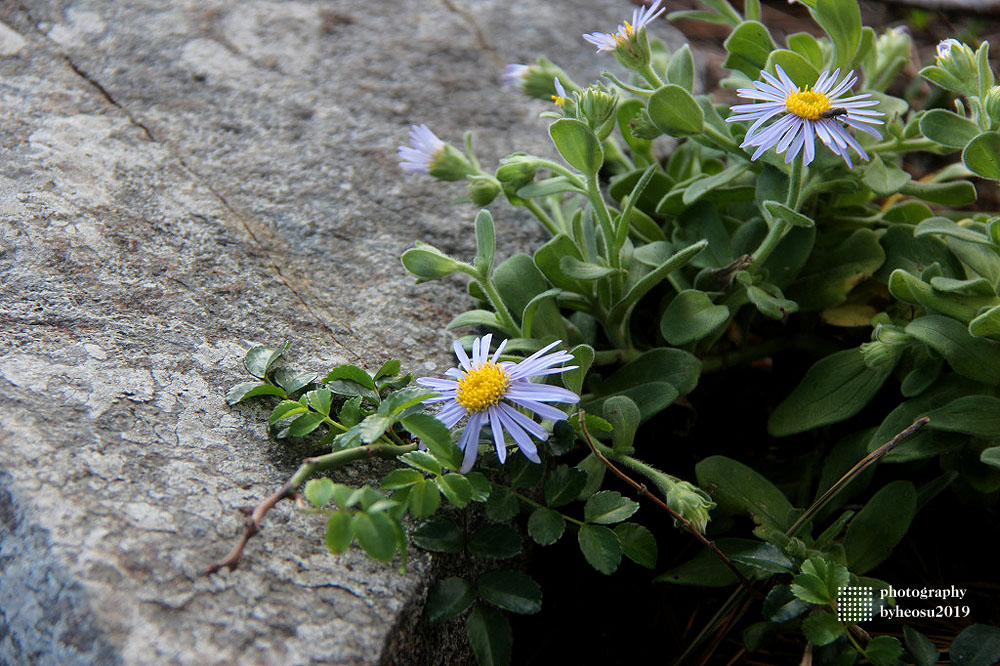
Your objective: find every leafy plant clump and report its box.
[213,1,1000,664]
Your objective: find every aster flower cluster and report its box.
[582,0,665,54]
[417,335,579,473]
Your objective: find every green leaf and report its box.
[648,85,704,136]
[660,290,730,345]
[906,315,1000,386]
[613,523,657,568]
[913,216,994,245]
[611,241,708,322]
[584,491,639,524]
[862,156,912,196]
[339,396,362,427]
[269,399,307,424]
[920,109,981,148]
[468,524,522,559]
[492,253,551,328]
[226,382,285,406]
[763,585,810,622]
[448,309,503,331]
[401,414,462,470]
[544,464,588,508]
[866,636,904,666]
[436,473,473,508]
[667,44,695,91]
[801,612,844,647]
[243,342,289,379]
[900,179,977,206]
[412,518,464,553]
[357,414,391,443]
[534,234,586,292]
[577,524,623,575]
[351,512,398,562]
[485,486,521,522]
[287,412,325,437]
[508,451,544,488]
[926,395,1000,438]
[304,478,335,507]
[787,32,823,67]
[373,359,400,382]
[844,480,916,574]
[303,388,332,416]
[655,538,787,586]
[810,0,860,69]
[323,364,377,392]
[325,512,353,554]
[527,507,566,546]
[426,577,476,624]
[745,280,799,319]
[682,163,749,206]
[558,256,620,281]
[381,469,424,491]
[981,446,1000,471]
[768,348,893,437]
[378,387,437,418]
[762,199,815,228]
[696,456,794,531]
[950,624,1000,666]
[963,132,1000,180]
[561,344,594,396]
[407,479,442,518]
[595,347,701,397]
[401,243,464,281]
[903,625,940,666]
[467,472,491,502]
[466,606,512,666]
[603,395,640,456]
[791,557,849,605]
[723,21,775,78]
[785,228,885,312]
[970,305,1000,341]
[765,50,819,89]
[549,118,602,175]
[475,209,496,274]
[477,570,542,615]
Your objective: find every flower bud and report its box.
[934,39,978,96]
[577,86,619,138]
[860,324,910,370]
[428,143,476,182]
[629,109,662,140]
[465,175,501,206]
[666,480,715,534]
[984,86,1000,129]
[505,57,577,103]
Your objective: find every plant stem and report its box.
[474,274,521,336]
[586,175,619,269]
[869,137,938,154]
[751,158,805,267]
[523,199,561,236]
[205,440,417,574]
[638,63,664,88]
[510,489,585,526]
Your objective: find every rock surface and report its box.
[0,1,685,664]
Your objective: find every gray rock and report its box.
[0,1,684,663]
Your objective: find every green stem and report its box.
[586,175,619,269]
[701,124,741,153]
[530,159,587,189]
[593,348,642,366]
[287,442,417,489]
[638,63,664,89]
[511,489,585,526]
[523,199,561,236]
[477,275,521,336]
[751,158,805,267]
[869,137,938,154]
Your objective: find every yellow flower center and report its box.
[618,21,635,41]
[785,88,832,120]
[551,94,565,107]
[456,362,511,412]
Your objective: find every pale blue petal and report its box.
[488,407,507,464]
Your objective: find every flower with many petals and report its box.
[727,65,884,167]
[583,0,665,54]
[397,124,474,181]
[417,335,579,473]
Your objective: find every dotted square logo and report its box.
[837,586,874,622]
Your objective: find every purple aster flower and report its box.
[936,38,962,60]
[727,65,885,167]
[583,0,665,53]
[503,64,530,88]
[417,334,579,473]
[397,124,445,174]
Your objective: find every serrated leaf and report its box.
[950,624,1000,666]
[269,399,307,424]
[244,342,289,379]
[427,577,476,624]
[304,478,335,507]
[272,367,315,394]
[544,464,588,507]
[357,414,391,443]
[577,524,622,575]
[466,606,512,666]
[287,412,325,437]
[527,507,565,546]
[468,524,522,559]
[407,479,442,518]
[613,523,657,568]
[381,468,424,490]
[584,491,640,524]
[477,570,542,615]
[866,636,903,666]
[485,485,521,522]
[325,512,353,554]
[373,359,401,382]
[339,395,362,427]
[903,625,939,666]
[412,518,464,553]
[436,473,473,509]
[304,388,332,416]
[466,471,491,502]
[351,512,398,562]
[801,612,844,646]
[402,413,462,470]
[226,382,286,406]
[401,450,443,476]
